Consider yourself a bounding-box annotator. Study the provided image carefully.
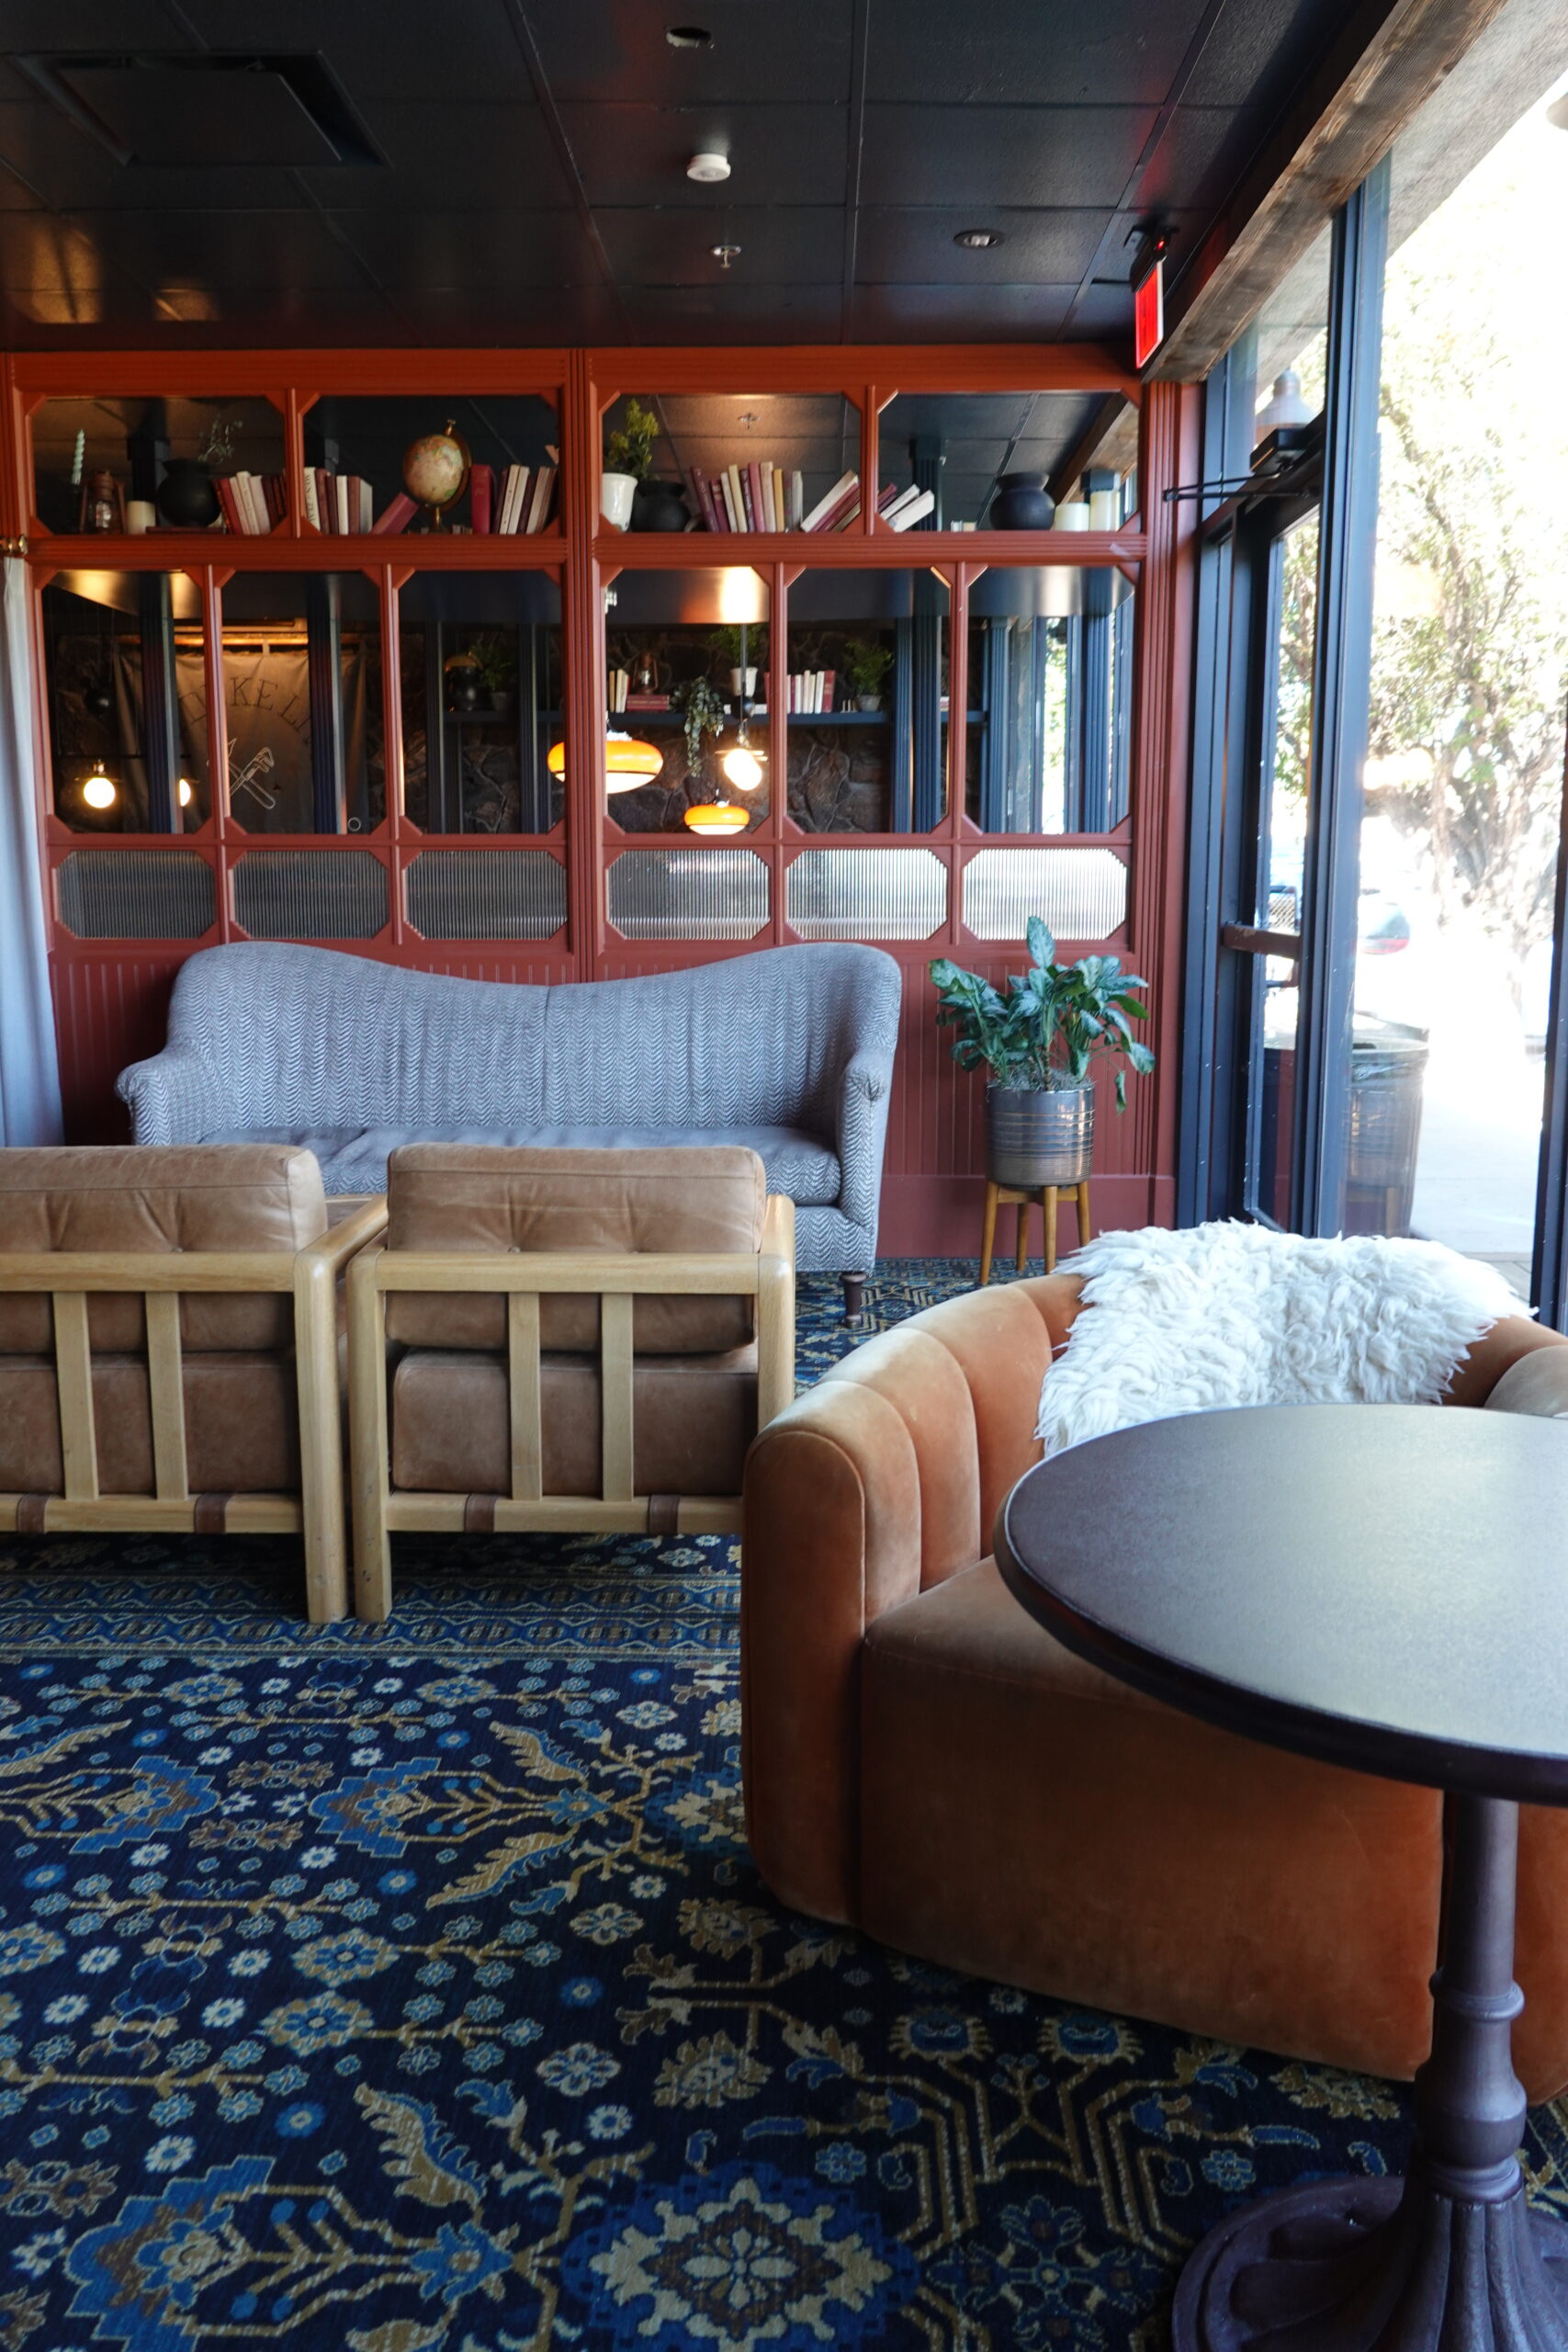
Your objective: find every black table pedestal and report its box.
[1173,1795,1568,2350]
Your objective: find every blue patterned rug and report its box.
[1,1261,1565,2351]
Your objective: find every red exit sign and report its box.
[1134,259,1165,370]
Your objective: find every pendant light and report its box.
[82,760,117,810]
[546,729,664,794]
[720,718,765,792]
[683,796,748,834]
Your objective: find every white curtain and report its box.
[0,555,62,1144]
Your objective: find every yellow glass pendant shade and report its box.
[683,798,748,834]
[547,731,663,793]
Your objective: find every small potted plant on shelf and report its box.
[707,625,769,700]
[930,918,1155,1189]
[603,399,657,532]
[469,631,518,715]
[842,637,894,711]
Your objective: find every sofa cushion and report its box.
[391,1346,757,1497]
[381,1145,766,1355]
[0,1352,300,1496]
[0,1146,325,1355]
[226,1123,840,1208]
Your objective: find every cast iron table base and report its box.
[1173,1794,1568,2350]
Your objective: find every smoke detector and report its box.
[686,151,730,183]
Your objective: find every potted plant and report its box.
[930,918,1155,1188]
[603,398,658,531]
[707,624,769,700]
[468,631,517,714]
[670,675,726,778]
[842,636,894,711]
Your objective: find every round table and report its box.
[994,1403,1568,2352]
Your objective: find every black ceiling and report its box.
[0,0,1362,349]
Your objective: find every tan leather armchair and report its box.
[742,1272,1568,2098]
[0,1146,384,1622]
[349,1144,795,1622]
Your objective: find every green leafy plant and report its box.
[841,636,894,696]
[930,917,1156,1107]
[604,398,660,484]
[670,675,726,775]
[467,631,517,693]
[706,624,770,672]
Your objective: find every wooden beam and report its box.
[1049,394,1138,503]
[1150,0,1511,383]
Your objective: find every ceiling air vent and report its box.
[16,53,382,169]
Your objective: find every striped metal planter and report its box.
[985,1083,1095,1188]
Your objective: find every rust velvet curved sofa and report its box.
[741,1273,1568,2098]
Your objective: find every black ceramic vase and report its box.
[631,481,690,533]
[156,459,220,529]
[990,472,1055,530]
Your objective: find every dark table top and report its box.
[995,1404,1568,1805]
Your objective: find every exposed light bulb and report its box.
[722,741,763,791]
[82,765,116,809]
[176,776,193,808]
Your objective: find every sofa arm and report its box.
[742,1380,926,1926]
[116,1046,220,1145]
[832,1048,895,1251]
[1485,1344,1568,1418]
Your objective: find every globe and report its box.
[402,422,469,513]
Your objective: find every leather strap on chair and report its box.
[464,1494,499,1534]
[15,1494,51,1535]
[647,1494,682,1537]
[193,1493,234,1535]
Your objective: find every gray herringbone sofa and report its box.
[117,942,901,1292]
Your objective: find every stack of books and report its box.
[214,472,286,534]
[687,464,907,534]
[786,670,837,714]
[488,462,558,535]
[881,485,937,531]
[304,470,374,533]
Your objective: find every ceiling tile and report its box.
[178,0,538,106]
[1134,107,1264,215]
[860,106,1159,208]
[851,282,1080,338]
[597,205,842,287]
[1181,0,1348,111]
[0,97,304,209]
[616,281,846,341]
[387,283,628,343]
[525,2,856,106]
[76,209,375,291]
[328,208,604,290]
[856,207,1107,284]
[558,103,848,209]
[297,103,575,210]
[866,0,1211,105]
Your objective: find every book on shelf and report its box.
[372,490,420,536]
[470,462,493,535]
[882,484,937,532]
[607,668,629,713]
[801,469,861,532]
[785,669,836,715]
[214,470,285,535]
[496,462,557,534]
[683,459,817,532]
[624,692,671,711]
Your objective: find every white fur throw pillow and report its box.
[1035,1220,1523,1457]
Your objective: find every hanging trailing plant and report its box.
[670,676,726,776]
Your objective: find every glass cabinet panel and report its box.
[604,567,770,833]
[31,395,286,536]
[301,394,559,537]
[600,393,860,536]
[398,571,563,835]
[964,570,1135,831]
[876,390,1105,530]
[42,569,209,831]
[784,569,950,832]
[220,573,384,835]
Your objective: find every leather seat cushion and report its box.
[0,1353,300,1497]
[382,1145,768,1354]
[0,1146,325,1354]
[391,1346,757,1498]
[858,1557,1444,2076]
[227,1124,841,1210]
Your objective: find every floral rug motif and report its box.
[0,1262,1564,2352]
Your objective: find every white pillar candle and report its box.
[1089,489,1120,530]
[125,499,155,535]
[1055,501,1089,531]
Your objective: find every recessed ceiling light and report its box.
[667,25,713,47]
[954,229,1003,249]
[687,150,730,183]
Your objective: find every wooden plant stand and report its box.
[979,1178,1090,1284]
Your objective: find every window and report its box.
[43,570,209,831]
[398,572,562,835]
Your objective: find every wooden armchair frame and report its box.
[348,1194,795,1622]
[0,1198,387,1622]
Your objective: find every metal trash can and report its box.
[1346,1017,1428,1236]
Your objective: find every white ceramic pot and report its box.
[729,666,758,697]
[600,471,637,531]
[856,693,882,712]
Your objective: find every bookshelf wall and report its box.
[2,344,1199,1251]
